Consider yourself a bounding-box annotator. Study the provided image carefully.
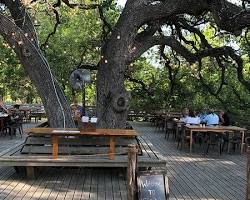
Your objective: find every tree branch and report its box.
[124,74,153,96]
[40,3,60,51]
[61,0,99,9]
[2,0,38,47]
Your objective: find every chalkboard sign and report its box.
[137,171,169,200]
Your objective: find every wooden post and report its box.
[26,166,35,179]
[247,147,250,200]
[109,137,116,160]
[52,135,59,159]
[127,144,138,200]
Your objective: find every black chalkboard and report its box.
[137,171,169,200]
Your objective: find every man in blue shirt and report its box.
[203,110,219,126]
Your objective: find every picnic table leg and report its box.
[109,137,115,160]
[241,131,245,154]
[52,135,59,159]
[190,130,193,153]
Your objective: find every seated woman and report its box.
[184,109,201,125]
[180,107,189,122]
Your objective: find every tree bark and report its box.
[0,14,75,128]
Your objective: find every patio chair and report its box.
[6,115,23,138]
[177,124,190,150]
[223,132,242,153]
[155,115,165,131]
[203,133,223,156]
[165,120,175,139]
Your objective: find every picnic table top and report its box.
[28,127,138,137]
[185,125,247,132]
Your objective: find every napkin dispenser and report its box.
[79,116,97,131]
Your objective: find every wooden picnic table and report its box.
[185,125,247,154]
[28,127,138,160]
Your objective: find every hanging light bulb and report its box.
[18,41,23,45]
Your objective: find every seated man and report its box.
[70,101,84,126]
[203,109,219,126]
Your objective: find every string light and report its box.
[101,55,104,58]
[24,33,28,37]
[11,32,15,36]
[104,60,108,63]
[18,41,23,45]
[117,35,121,39]
[31,38,34,41]
[46,45,49,48]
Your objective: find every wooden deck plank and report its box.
[105,168,113,200]
[97,168,106,200]
[151,134,237,200]
[132,122,247,200]
[81,168,92,200]
[22,168,57,200]
[29,168,55,199]
[117,168,127,200]
[63,168,80,200]
[72,168,87,200]
[89,169,98,200]
[0,121,247,200]
[112,169,122,200]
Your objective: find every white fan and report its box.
[69,69,91,90]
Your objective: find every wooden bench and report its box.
[0,134,166,178]
[26,128,138,160]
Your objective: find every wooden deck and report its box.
[0,122,247,199]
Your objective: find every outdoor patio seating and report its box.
[165,120,175,139]
[6,115,23,138]
[177,124,190,150]
[203,133,224,156]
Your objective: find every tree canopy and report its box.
[0,0,249,128]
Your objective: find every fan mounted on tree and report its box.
[69,69,91,90]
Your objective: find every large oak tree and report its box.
[0,0,249,128]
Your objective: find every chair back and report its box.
[166,121,174,129]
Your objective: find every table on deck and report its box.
[185,125,247,154]
[28,128,138,160]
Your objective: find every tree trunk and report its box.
[96,9,137,129]
[96,55,130,128]
[0,14,75,128]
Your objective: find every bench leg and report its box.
[26,166,35,179]
[52,135,59,159]
[109,137,115,160]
